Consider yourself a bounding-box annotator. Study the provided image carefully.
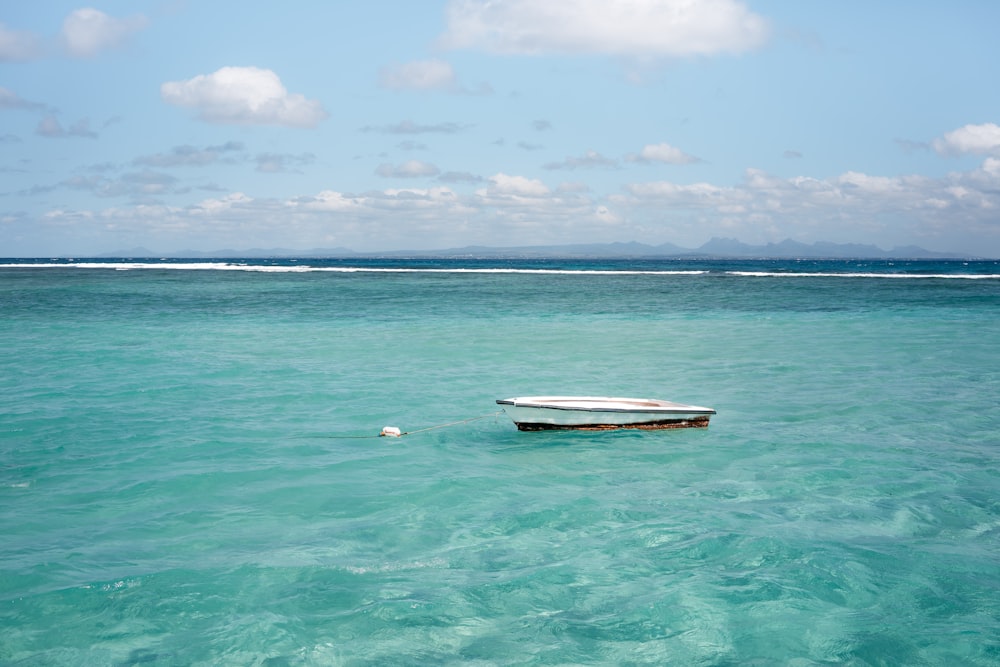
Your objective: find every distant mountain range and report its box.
[100,238,975,260]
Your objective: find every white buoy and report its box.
[380,426,402,437]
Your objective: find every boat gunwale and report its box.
[496,396,716,415]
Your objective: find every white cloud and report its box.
[620,163,1000,248]
[379,59,456,91]
[191,193,253,215]
[932,123,1000,157]
[626,142,700,164]
[60,8,148,58]
[439,0,769,57]
[485,173,550,197]
[0,22,43,62]
[375,160,442,178]
[292,191,363,213]
[16,160,1000,255]
[376,187,462,210]
[161,67,329,128]
[25,179,608,253]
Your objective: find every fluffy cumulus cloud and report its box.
[439,0,769,56]
[161,67,329,128]
[932,123,1000,157]
[60,8,148,58]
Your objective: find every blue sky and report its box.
[2,1,1000,256]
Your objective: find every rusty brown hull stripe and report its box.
[515,417,711,431]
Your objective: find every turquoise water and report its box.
[2,260,999,665]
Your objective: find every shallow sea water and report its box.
[1,260,999,665]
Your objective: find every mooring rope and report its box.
[319,411,504,440]
[395,411,504,436]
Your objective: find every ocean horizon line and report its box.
[8,237,981,261]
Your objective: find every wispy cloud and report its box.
[134,142,246,168]
[543,150,618,170]
[60,8,148,58]
[438,171,483,184]
[0,86,49,112]
[1,9,147,62]
[0,22,43,62]
[36,115,98,139]
[255,152,316,173]
[439,0,769,57]
[378,58,493,95]
[19,168,187,202]
[375,160,441,178]
[362,120,472,134]
[379,59,457,91]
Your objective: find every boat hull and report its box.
[496,396,715,431]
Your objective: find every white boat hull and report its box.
[496,396,716,431]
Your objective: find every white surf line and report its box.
[726,271,1000,279]
[4,263,996,278]
[1,262,709,275]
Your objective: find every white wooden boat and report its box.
[496,396,716,431]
